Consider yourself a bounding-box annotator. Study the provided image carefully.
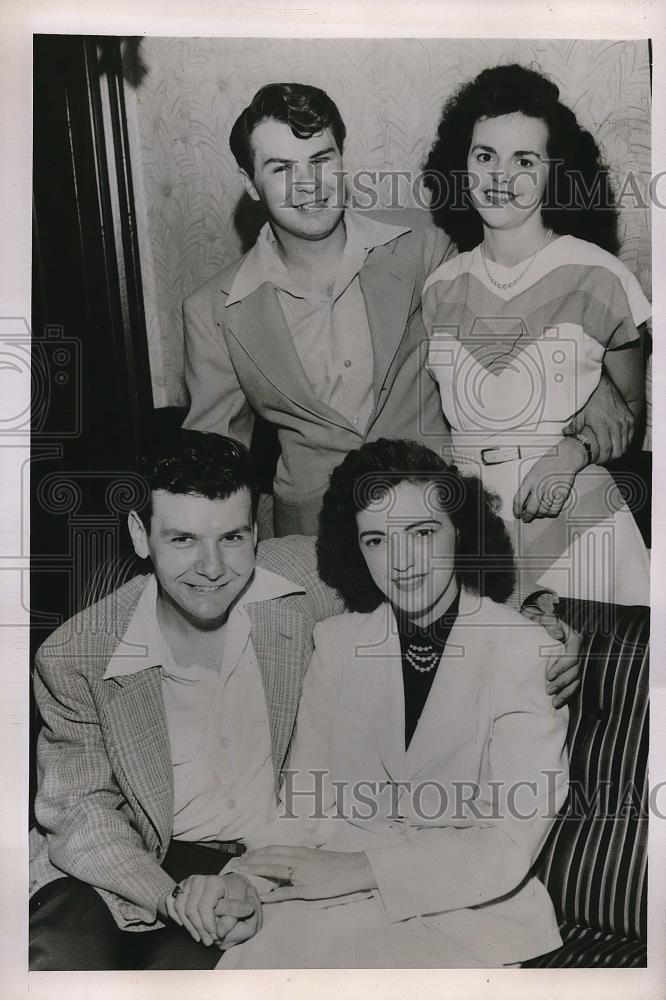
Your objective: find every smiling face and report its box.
[239,118,345,243]
[356,479,458,625]
[129,489,257,631]
[467,112,550,232]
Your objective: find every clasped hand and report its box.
[165,871,261,949]
[513,436,589,523]
[235,846,377,903]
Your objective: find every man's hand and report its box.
[521,593,582,708]
[544,620,582,709]
[164,872,261,949]
[563,370,635,464]
[236,845,377,904]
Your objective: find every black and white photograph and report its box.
[2,5,664,997]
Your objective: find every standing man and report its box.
[183,82,636,537]
[182,83,451,536]
[29,431,342,970]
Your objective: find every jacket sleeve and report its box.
[363,628,569,922]
[182,289,255,445]
[32,645,176,928]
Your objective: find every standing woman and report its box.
[422,64,650,606]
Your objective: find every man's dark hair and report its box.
[423,63,619,254]
[229,82,346,177]
[134,430,259,529]
[317,438,515,612]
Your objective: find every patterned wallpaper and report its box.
[123,37,652,409]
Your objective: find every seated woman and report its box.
[204,439,570,968]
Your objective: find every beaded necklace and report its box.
[480,229,553,291]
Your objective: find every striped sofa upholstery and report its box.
[524,600,649,967]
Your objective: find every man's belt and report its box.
[195,839,246,857]
[480,446,523,466]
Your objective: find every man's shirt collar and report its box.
[225,209,411,306]
[103,567,305,679]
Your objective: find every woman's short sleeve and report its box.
[580,260,650,351]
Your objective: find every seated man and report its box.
[29,430,342,970]
[29,431,580,970]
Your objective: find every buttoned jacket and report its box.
[285,589,569,965]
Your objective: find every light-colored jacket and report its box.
[182,209,452,535]
[30,537,342,931]
[286,588,569,966]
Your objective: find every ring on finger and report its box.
[172,884,184,898]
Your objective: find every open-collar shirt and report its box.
[105,567,305,848]
[226,209,410,435]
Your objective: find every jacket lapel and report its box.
[351,606,407,783]
[247,600,313,789]
[225,285,354,433]
[404,590,493,778]
[101,667,174,847]
[359,242,416,420]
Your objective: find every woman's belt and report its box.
[451,435,563,469]
[479,446,524,466]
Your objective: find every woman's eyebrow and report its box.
[359,518,441,539]
[470,143,543,159]
[514,148,543,158]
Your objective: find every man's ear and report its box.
[239,167,260,203]
[128,510,150,560]
[252,519,258,549]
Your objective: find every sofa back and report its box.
[535,600,649,942]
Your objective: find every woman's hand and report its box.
[236,846,378,903]
[513,437,589,523]
[165,872,261,949]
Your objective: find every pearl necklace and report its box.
[405,642,440,673]
[480,229,553,291]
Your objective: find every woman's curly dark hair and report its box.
[317,439,515,613]
[422,63,619,254]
